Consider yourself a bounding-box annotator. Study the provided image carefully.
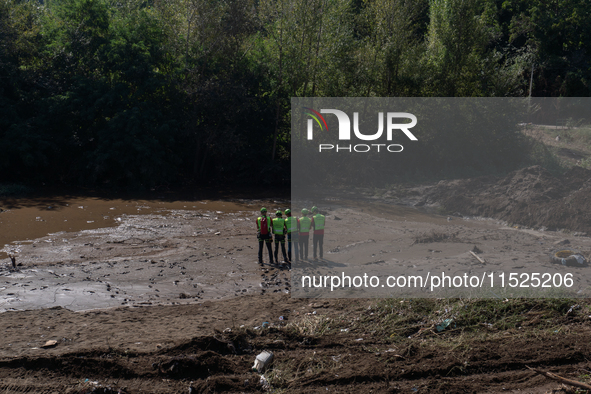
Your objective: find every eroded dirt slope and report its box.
[423,165,591,234]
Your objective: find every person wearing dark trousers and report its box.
[311,206,325,260]
[298,208,312,260]
[285,209,299,263]
[272,210,289,266]
[256,207,274,265]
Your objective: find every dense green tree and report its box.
[0,1,21,135]
[424,0,500,96]
[503,0,591,96]
[32,0,184,187]
[0,0,48,182]
[1,0,590,189]
[255,0,356,161]
[356,0,427,96]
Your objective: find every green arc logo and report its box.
[303,107,329,131]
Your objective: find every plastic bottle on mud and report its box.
[252,351,274,372]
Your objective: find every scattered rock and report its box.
[41,340,58,348]
[554,239,570,246]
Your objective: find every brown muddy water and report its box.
[0,196,258,259]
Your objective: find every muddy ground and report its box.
[1,294,591,394]
[1,165,591,393]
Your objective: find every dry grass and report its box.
[265,346,345,390]
[285,314,334,336]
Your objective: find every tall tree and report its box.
[424,0,498,96]
[504,0,591,96]
[256,0,355,159]
[356,0,427,96]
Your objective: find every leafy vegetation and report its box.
[1,0,590,189]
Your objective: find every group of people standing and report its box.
[256,206,325,267]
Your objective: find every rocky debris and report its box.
[41,340,58,348]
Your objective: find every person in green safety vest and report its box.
[285,209,299,263]
[272,210,289,266]
[311,206,325,260]
[299,208,312,260]
[256,207,274,265]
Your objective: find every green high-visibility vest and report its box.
[272,218,286,235]
[313,214,325,230]
[285,217,298,233]
[299,216,312,232]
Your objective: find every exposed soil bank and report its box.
[422,165,591,234]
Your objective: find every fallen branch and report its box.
[469,251,486,264]
[9,254,16,269]
[526,365,591,391]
